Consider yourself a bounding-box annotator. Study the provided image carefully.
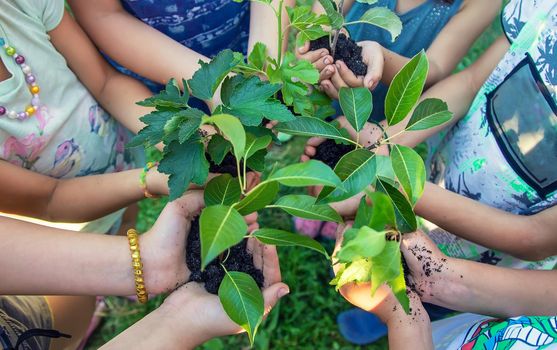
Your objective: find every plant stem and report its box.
[236,159,245,194]
[330,0,345,58]
[356,132,361,148]
[242,158,248,191]
[277,0,285,65]
[220,249,231,264]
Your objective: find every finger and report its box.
[315,55,334,71]
[319,63,336,81]
[364,53,384,90]
[262,244,281,286]
[244,212,258,226]
[247,238,264,274]
[320,80,339,99]
[307,137,325,147]
[300,154,311,162]
[158,190,205,225]
[330,67,349,91]
[336,61,364,87]
[248,222,259,233]
[304,146,316,158]
[262,282,290,316]
[245,172,261,191]
[299,48,329,63]
[296,40,310,56]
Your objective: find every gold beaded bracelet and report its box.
[126,228,148,304]
[139,161,160,199]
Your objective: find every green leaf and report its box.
[318,149,377,203]
[244,134,271,160]
[388,261,410,314]
[221,76,295,126]
[366,191,397,231]
[287,6,329,47]
[385,51,429,126]
[268,195,342,222]
[406,98,453,131]
[203,114,246,160]
[268,53,318,108]
[318,0,343,29]
[159,140,209,200]
[235,181,279,215]
[207,134,232,165]
[218,271,264,345]
[175,108,205,143]
[246,149,266,172]
[275,116,354,144]
[189,50,240,100]
[353,196,372,229]
[268,160,344,188]
[137,78,189,109]
[370,240,401,295]
[337,226,387,263]
[200,205,247,269]
[253,228,329,258]
[248,42,267,71]
[128,110,173,148]
[376,179,417,233]
[339,87,372,132]
[358,7,402,42]
[330,258,372,291]
[390,145,426,204]
[204,174,242,206]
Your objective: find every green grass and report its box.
[85,15,502,350]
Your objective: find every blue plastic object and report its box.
[337,308,387,345]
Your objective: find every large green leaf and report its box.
[204,174,242,206]
[177,109,205,143]
[319,149,377,203]
[137,78,189,109]
[339,87,372,132]
[336,226,387,263]
[268,160,344,188]
[317,0,343,29]
[357,7,402,42]
[268,53,318,108]
[385,51,429,126]
[366,191,397,231]
[218,271,264,345]
[248,42,267,71]
[275,116,354,144]
[203,114,245,160]
[406,98,453,131]
[353,196,372,229]
[287,6,329,47]
[235,181,279,215]
[330,258,372,291]
[159,140,209,200]
[189,50,240,100]
[268,195,342,222]
[370,240,401,295]
[376,179,417,233]
[200,205,247,269]
[246,149,266,172]
[244,134,272,160]
[207,134,232,165]
[253,228,329,258]
[128,110,173,148]
[390,145,426,204]
[220,76,295,126]
[388,261,410,314]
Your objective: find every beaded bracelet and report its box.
[126,228,148,304]
[139,161,160,198]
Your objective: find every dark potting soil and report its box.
[186,217,264,294]
[313,139,353,168]
[310,34,367,76]
[208,153,242,177]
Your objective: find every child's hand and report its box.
[296,39,335,74]
[321,41,384,99]
[161,240,289,342]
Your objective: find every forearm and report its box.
[0,217,139,295]
[386,316,432,350]
[70,3,209,88]
[380,47,444,87]
[249,0,294,59]
[415,183,540,260]
[430,259,557,318]
[101,301,211,349]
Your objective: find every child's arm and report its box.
[0,191,204,295]
[249,0,295,60]
[402,231,557,318]
[320,0,502,96]
[47,11,154,137]
[0,160,168,223]
[416,182,557,261]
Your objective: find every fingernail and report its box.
[323,58,330,64]
[278,287,290,298]
[298,47,304,52]
[336,62,341,69]
[326,67,333,73]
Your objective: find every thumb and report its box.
[297,40,310,54]
[262,282,290,315]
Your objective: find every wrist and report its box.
[146,167,168,196]
[423,256,469,307]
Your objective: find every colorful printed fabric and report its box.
[427,0,557,270]
[0,0,139,232]
[114,0,250,92]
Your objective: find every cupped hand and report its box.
[296,39,335,72]
[141,190,205,294]
[162,239,289,340]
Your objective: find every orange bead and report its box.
[25,106,35,116]
[30,85,40,94]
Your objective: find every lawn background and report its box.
[84,5,503,350]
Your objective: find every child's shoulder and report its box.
[5,0,64,31]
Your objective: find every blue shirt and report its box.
[344,0,463,121]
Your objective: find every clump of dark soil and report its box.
[313,139,353,168]
[208,153,242,177]
[310,34,367,76]
[186,217,264,294]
